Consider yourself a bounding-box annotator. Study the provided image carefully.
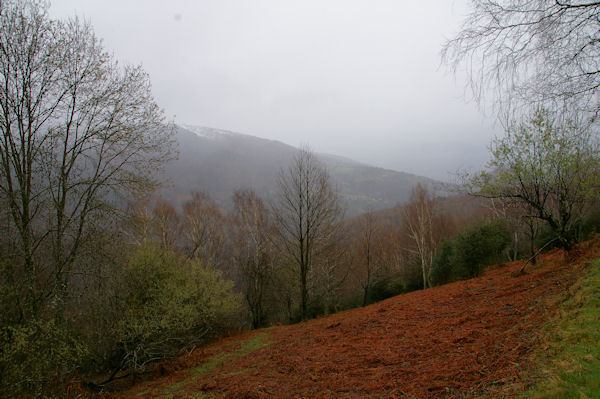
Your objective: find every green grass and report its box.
[522,259,600,398]
[191,352,230,376]
[238,333,270,355]
[191,332,270,376]
[164,380,185,393]
[154,333,271,396]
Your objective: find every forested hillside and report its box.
[163,126,443,216]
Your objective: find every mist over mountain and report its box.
[161,125,444,216]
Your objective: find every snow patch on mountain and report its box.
[180,125,241,139]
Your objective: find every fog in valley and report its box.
[50,0,498,181]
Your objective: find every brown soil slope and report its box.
[116,242,598,399]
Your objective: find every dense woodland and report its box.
[2,0,600,397]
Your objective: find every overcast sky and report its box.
[49,0,499,181]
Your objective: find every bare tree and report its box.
[125,201,156,246]
[310,226,348,315]
[0,1,173,320]
[442,0,600,123]
[487,198,541,263]
[181,192,226,269]
[230,189,274,328]
[403,185,437,289]
[152,200,182,251]
[354,211,385,306]
[273,147,343,320]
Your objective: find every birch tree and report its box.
[403,185,437,289]
[443,0,600,123]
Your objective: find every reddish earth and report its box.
[101,240,598,398]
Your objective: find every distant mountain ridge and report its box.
[161,125,443,217]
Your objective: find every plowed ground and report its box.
[109,241,599,398]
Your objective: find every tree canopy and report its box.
[467,108,600,248]
[443,0,600,123]
[0,0,174,320]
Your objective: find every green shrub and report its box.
[535,210,600,252]
[453,218,512,278]
[578,210,600,240]
[111,245,243,371]
[431,239,457,286]
[368,278,398,303]
[367,265,422,303]
[0,251,86,398]
[0,319,87,398]
[0,254,20,327]
[431,219,512,285]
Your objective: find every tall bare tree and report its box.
[403,185,437,289]
[354,211,385,306]
[273,147,343,320]
[443,0,600,123]
[0,0,173,320]
[181,192,226,269]
[152,200,182,251]
[310,226,348,315]
[230,189,274,328]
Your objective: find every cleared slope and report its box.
[114,242,599,399]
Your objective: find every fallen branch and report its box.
[514,237,559,276]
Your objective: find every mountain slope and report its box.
[161,126,443,216]
[113,241,598,398]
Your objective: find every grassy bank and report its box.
[523,259,600,398]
